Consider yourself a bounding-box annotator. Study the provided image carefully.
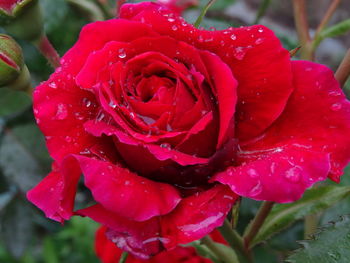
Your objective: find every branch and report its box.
[315,0,342,38]
[335,48,350,87]
[243,201,274,249]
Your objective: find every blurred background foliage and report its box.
[0,0,349,262]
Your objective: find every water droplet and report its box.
[109,101,117,109]
[258,28,264,33]
[233,47,247,60]
[74,112,84,120]
[198,35,204,43]
[129,112,135,118]
[82,98,92,107]
[160,143,171,149]
[96,111,105,122]
[285,166,302,183]
[270,162,276,174]
[64,136,72,142]
[249,181,262,196]
[80,148,91,155]
[171,25,178,31]
[168,17,175,22]
[329,91,340,97]
[118,48,126,59]
[124,180,130,185]
[56,103,68,120]
[330,103,342,111]
[255,38,264,45]
[49,82,57,89]
[230,34,237,40]
[247,168,258,178]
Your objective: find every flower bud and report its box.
[0,0,43,41]
[0,34,24,87]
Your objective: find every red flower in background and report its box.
[27,1,350,259]
[96,226,213,263]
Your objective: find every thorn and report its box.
[289,46,301,57]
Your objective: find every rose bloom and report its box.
[95,226,217,263]
[28,1,350,259]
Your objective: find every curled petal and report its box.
[213,145,330,203]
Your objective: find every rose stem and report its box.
[292,0,313,60]
[335,48,350,87]
[219,219,252,263]
[243,201,274,250]
[119,252,128,263]
[194,0,217,28]
[314,0,342,38]
[34,34,60,69]
[201,235,239,263]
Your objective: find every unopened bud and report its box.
[0,0,43,41]
[0,34,23,86]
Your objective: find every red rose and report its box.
[95,226,213,263]
[27,1,350,259]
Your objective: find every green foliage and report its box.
[286,215,350,263]
[314,19,350,48]
[0,88,31,118]
[246,186,350,246]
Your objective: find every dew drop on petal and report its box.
[258,27,264,33]
[96,111,105,122]
[160,143,171,150]
[255,38,264,45]
[330,103,342,111]
[49,82,57,89]
[249,181,262,196]
[56,103,68,120]
[198,35,204,43]
[328,91,341,97]
[109,100,117,109]
[168,17,175,22]
[247,168,258,178]
[285,166,302,183]
[233,47,247,60]
[171,25,178,31]
[118,48,126,59]
[82,98,92,107]
[230,34,237,40]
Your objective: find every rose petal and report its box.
[75,155,181,221]
[239,61,350,182]
[77,185,237,258]
[213,145,330,203]
[160,185,237,249]
[27,159,81,222]
[120,2,293,141]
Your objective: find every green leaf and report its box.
[314,19,350,47]
[286,215,350,263]
[254,0,272,24]
[40,0,69,33]
[320,19,350,39]
[246,186,350,246]
[0,88,31,118]
[0,197,35,259]
[0,128,44,192]
[43,238,59,263]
